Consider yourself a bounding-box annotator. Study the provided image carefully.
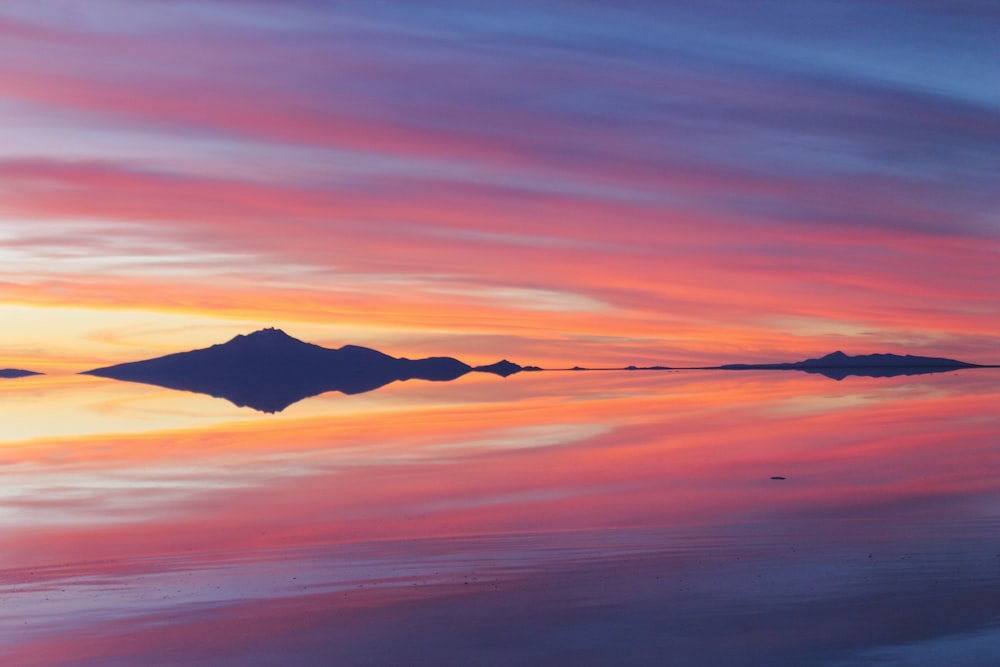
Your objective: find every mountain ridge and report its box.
[82,328,523,412]
[717,350,983,380]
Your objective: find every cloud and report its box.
[0,1,996,364]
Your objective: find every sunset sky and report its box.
[1,1,997,371]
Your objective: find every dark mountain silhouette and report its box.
[0,368,42,379]
[719,351,983,380]
[474,360,523,377]
[81,328,522,412]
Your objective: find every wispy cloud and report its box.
[0,0,996,365]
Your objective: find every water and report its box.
[1,369,998,665]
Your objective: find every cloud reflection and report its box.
[1,370,999,663]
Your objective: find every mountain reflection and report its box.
[801,365,963,380]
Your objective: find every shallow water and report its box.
[1,369,998,665]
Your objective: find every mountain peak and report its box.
[225,328,302,347]
[242,327,294,340]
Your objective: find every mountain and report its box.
[474,360,523,377]
[0,369,42,379]
[82,328,522,412]
[719,351,983,380]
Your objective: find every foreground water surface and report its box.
[1,369,998,666]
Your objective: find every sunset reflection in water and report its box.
[2,370,999,665]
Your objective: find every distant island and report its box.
[0,369,42,379]
[81,328,524,413]
[716,351,985,381]
[581,351,989,379]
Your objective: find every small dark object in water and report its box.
[770,476,786,480]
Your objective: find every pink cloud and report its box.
[0,4,995,366]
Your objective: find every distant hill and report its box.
[719,351,983,380]
[474,360,523,377]
[0,369,42,379]
[82,328,523,412]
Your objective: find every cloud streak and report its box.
[0,0,996,365]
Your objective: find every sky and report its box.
[1,0,997,371]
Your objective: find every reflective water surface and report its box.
[2,370,999,666]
